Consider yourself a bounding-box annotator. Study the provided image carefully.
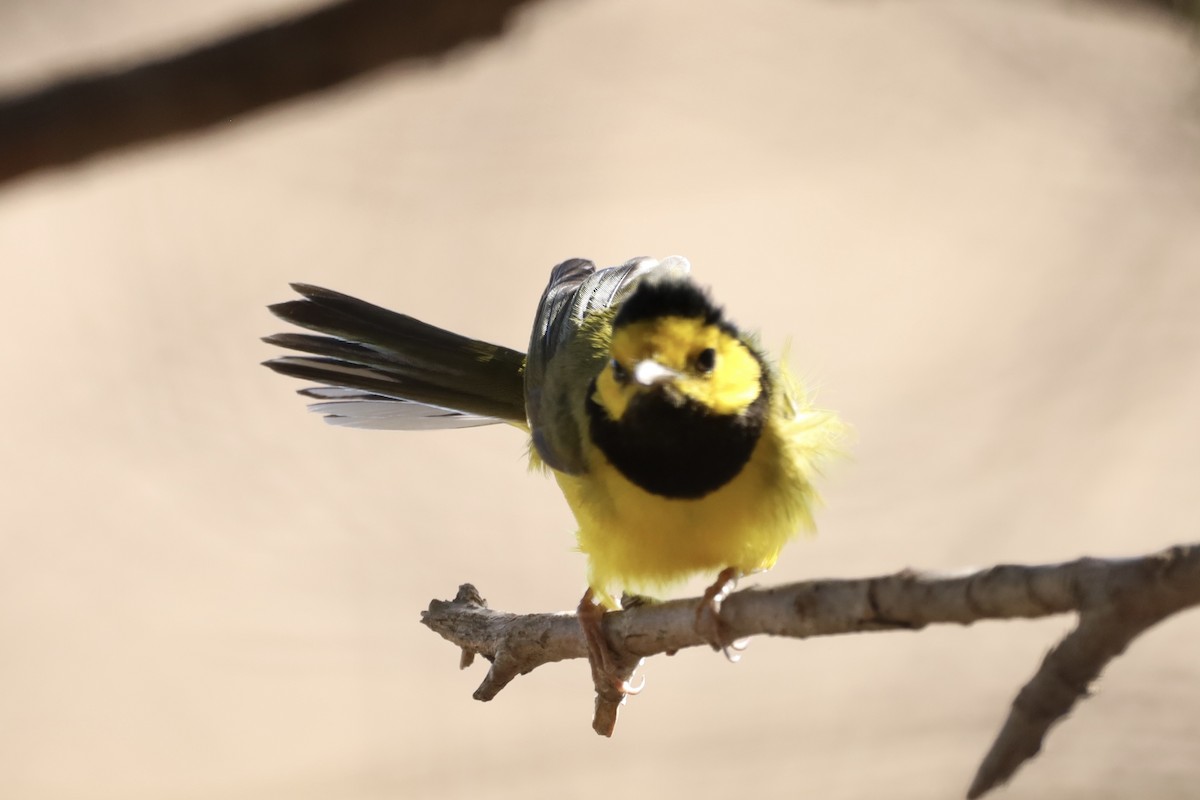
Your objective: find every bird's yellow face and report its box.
[593,316,764,422]
[585,277,772,500]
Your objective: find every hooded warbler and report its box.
[265,256,842,717]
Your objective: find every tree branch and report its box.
[420,543,1200,799]
[0,0,541,186]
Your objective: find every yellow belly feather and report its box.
[555,398,840,608]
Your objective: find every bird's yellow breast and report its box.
[556,414,821,608]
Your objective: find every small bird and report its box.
[264,256,842,729]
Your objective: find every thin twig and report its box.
[0,0,541,186]
[421,544,1200,798]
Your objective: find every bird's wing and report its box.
[524,256,691,473]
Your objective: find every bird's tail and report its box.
[264,284,527,430]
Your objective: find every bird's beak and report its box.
[632,359,681,387]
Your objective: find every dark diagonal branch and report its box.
[0,0,541,186]
[421,543,1200,799]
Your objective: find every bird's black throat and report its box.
[586,380,768,500]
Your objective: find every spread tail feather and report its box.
[264,284,527,429]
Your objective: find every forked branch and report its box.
[420,543,1200,799]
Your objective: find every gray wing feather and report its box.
[307,399,497,430]
[524,256,691,473]
[299,386,496,429]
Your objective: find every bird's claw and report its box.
[695,567,749,661]
[619,673,647,696]
[578,589,647,736]
[579,590,643,695]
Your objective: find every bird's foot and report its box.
[619,591,659,610]
[695,567,750,662]
[578,589,644,736]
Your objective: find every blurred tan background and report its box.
[1,1,1198,798]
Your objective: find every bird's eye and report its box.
[695,348,717,373]
[610,358,630,384]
